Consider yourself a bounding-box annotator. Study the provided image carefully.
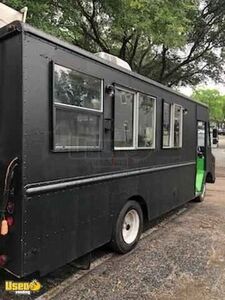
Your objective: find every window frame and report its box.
[162,101,183,149]
[51,62,104,152]
[114,86,156,151]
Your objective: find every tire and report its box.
[110,200,143,254]
[194,183,206,202]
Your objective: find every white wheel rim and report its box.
[122,209,140,244]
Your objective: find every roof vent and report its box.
[95,52,132,71]
[0,3,27,29]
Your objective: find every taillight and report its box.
[0,255,7,267]
[0,219,8,235]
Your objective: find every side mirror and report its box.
[213,138,218,145]
[212,128,218,138]
[198,152,203,158]
[197,147,204,158]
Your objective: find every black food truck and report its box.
[0,21,215,277]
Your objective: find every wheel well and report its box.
[129,195,149,225]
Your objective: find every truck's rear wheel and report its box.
[110,201,143,253]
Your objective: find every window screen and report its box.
[55,108,101,149]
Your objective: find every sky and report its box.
[179,79,225,97]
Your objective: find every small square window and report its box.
[53,64,103,151]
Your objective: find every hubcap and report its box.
[122,209,140,244]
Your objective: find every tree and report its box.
[3,0,225,88]
[192,89,225,122]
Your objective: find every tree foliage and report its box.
[192,89,225,121]
[2,0,225,88]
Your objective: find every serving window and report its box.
[114,87,156,150]
[114,89,135,148]
[162,101,183,149]
[173,104,183,148]
[138,93,156,148]
[52,64,103,151]
[162,102,172,148]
